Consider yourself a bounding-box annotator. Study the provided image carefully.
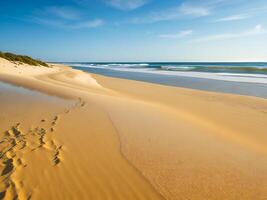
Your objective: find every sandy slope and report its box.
[1,57,267,199]
[0,58,163,200]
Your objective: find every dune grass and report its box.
[0,52,49,67]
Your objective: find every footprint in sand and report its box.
[53,145,62,166]
[49,140,63,166]
[51,115,59,126]
[0,109,70,199]
[75,97,87,108]
[0,191,6,199]
[81,101,86,107]
[29,127,46,149]
[1,158,14,176]
[0,102,79,199]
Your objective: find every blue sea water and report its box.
[67,62,267,74]
[62,62,267,99]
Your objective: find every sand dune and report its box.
[1,57,267,199]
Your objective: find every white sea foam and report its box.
[70,63,149,69]
[70,63,267,84]
[109,67,267,84]
[142,70,267,84]
[161,65,196,71]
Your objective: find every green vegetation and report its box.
[0,51,49,67]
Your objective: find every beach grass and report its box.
[0,51,48,67]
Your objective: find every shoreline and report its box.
[73,66,267,99]
[1,58,267,199]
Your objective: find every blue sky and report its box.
[0,0,267,62]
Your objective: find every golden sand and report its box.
[0,57,267,199]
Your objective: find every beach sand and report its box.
[1,57,267,199]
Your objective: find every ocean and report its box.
[69,62,267,74]
[66,62,267,99]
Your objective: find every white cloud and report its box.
[160,30,193,39]
[130,1,213,24]
[30,5,104,29]
[128,0,265,24]
[214,14,250,22]
[31,17,104,29]
[179,3,210,17]
[72,19,104,28]
[194,24,266,42]
[212,4,267,23]
[105,0,149,10]
[45,6,81,20]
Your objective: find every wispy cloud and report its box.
[29,5,104,29]
[129,1,221,24]
[31,17,104,29]
[213,4,267,23]
[160,30,193,39]
[45,6,81,20]
[194,24,266,42]
[214,14,250,22]
[105,0,149,11]
[127,0,266,24]
[179,3,210,17]
[72,19,104,28]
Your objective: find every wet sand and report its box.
[1,57,267,199]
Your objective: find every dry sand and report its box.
[0,57,267,199]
